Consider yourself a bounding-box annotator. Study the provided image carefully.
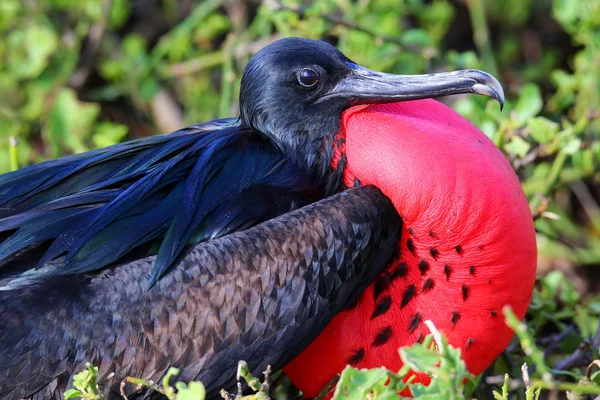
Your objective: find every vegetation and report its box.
[1,0,599,398]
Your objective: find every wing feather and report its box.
[0,119,321,286]
[0,186,401,399]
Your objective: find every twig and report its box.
[486,374,523,390]
[513,147,541,170]
[503,306,552,383]
[315,374,340,400]
[164,51,226,77]
[8,136,18,171]
[164,36,278,78]
[522,362,531,388]
[150,89,184,133]
[555,342,592,371]
[119,380,129,400]
[465,0,498,77]
[233,361,272,398]
[535,229,578,250]
[69,0,112,88]
[570,181,600,231]
[531,196,550,221]
[425,320,444,354]
[225,0,248,34]
[542,326,576,357]
[586,360,600,380]
[119,376,165,399]
[556,319,600,371]
[262,365,272,393]
[237,361,262,392]
[531,195,561,222]
[218,35,236,118]
[486,374,600,396]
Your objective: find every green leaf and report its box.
[6,23,59,79]
[109,0,131,28]
[194,13,231,41]
[399,346,440,372]
[446,50,482,70]
[401,29,432,47]
[123,34,148,58]
[152,367,179,400]
[544,270,580,305]
[409,382,449,399]
[527,117,559,144]
[139,79,161,101]
[553,0,580,31]
[562,137,581,155]
[0,0,20,30]
[333,366,397,400]
[514,83,543,125]
[92,122,128,148]
[45,88,100,157]
[505,135,531,158]
[63,389,83,399]
[481,120,498,139]
[175,381,206,400]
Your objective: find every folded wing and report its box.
[0,119,321,287]
[0,185,401,400]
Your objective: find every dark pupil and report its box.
[299,69,318,87]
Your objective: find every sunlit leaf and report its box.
[45,88,100,157]
[6,24,58,79]
[514,83,543,125]
[527,117,559,144]
[505,135,531,158]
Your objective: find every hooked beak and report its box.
[320,62,505,110]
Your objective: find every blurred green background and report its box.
[1,0,600,397]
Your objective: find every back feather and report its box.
[0,118,322,287]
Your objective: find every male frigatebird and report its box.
[0,37,519,399]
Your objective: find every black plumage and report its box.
[0,122,322,288]
[0,186,401,399]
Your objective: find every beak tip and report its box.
[494,84,505,111]
[489,87,504,111]
[470,70,505,110]
[492,88,505,111]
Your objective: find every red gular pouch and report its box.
[284,99,537,398]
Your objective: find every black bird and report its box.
[0,37,503,399]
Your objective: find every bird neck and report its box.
[246,113,347,195]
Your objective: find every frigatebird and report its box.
[0,37,512,399]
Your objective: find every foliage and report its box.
[333,322,475,400]
[3,0,600,398]
[63,365,207,400]
[64,364,102,400]
[64,309,600,399]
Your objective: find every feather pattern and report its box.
[0,185,401,400]
[0,119,321,286]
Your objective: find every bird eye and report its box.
[297,68,319,88]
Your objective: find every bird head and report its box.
[239,37,504,188]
